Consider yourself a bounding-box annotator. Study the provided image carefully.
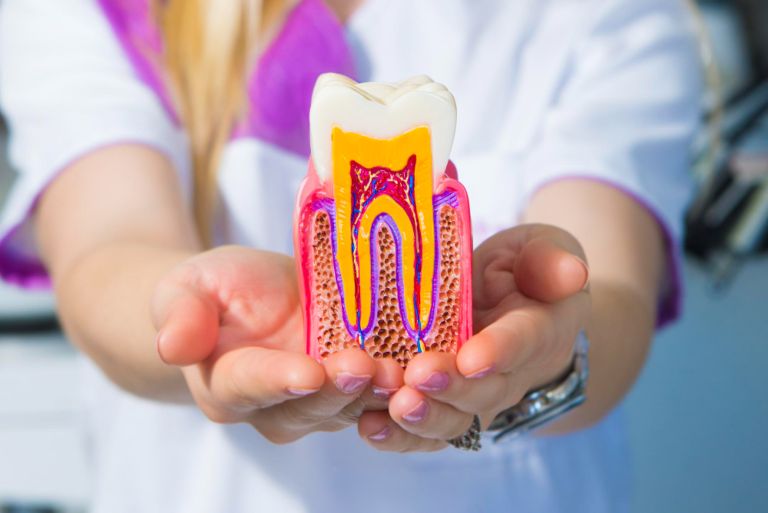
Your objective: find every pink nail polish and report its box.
[335,373,372,394]
[403,401,429,423]
[416,371,450,392]
[368,426,391,442]
[466,366,494,379]
[372,386,396,399]
[287,387,318,397]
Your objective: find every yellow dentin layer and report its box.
[331,126,435,338]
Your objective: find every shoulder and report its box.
[0,0,187,214]
[1,0,122,62]
[1,0,174,117]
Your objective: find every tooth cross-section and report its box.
[296,73,473,365]
[332,126,436,346]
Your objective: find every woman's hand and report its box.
[357,225,590,452]
[153,246,402,444]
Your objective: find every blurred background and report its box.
[0,0,766,512]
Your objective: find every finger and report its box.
[193,346,325,417]
[153,283,219,366]
[358,411,447,453]
[388,386,475,440]
[335,357,405,430]
[404,351,518,414]
[457,294,588,378]
[267,348,376,428]
[357,357,404,410]
[514,232,589,303]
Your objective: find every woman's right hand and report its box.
[152,246,403,443]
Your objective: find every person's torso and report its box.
[85,1,632,512]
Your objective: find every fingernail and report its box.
[573,256,590,291]
[287,387,318,397]
[368,426,391,442]
[466,366,494,379]
[335,373,372,394]
[403,401,429,423]
[416,371,450,392]
[372,386,397,399]
[155,330,168,364]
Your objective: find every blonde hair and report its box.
[157,0,286,245]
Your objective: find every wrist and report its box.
[487,331,589,441]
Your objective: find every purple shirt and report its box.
[98,0,357,156]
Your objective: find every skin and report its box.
[36,143,663,451]
[360,183,662,449]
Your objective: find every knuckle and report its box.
[474,382,510,412]
[279,400,322,427]
[537,335,574,378]
[226,360,258,407]
[453,376,509,413]
[516,309,556,362]
[224,363,279,411]
[337,400,364,423]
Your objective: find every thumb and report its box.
[513,229,589,303]
[153,282,219,366]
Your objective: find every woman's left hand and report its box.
[357,224,591,452]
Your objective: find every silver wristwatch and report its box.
[487,331,590,442]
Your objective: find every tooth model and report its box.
[294,74,472,367]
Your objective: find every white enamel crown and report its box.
[309,73,457,183]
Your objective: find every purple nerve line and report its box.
[310,189,458,343]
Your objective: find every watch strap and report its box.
[487,331,589,442]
